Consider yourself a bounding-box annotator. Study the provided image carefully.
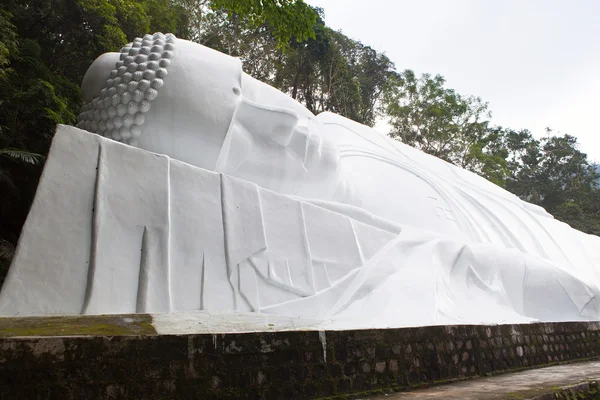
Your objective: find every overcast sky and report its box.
[305,0,600,162]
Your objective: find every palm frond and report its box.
[0,148,45,165]
[0,168,16,191]
[0,239,15,262]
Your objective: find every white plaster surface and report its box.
[1,34,600,329]
[1,125,599,328]
[150,311,322,334]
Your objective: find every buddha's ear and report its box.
[81,52,121,102]
[235,97,300,146]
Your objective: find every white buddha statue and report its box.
[77,33,600,268]
[2,33,599,327]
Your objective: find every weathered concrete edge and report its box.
[0,311,328,337]
[0,313,157,337]
[2,318,600,399]
[2,311,600,338]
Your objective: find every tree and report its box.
[502,128,600,235]
[0,0,187,280]
[382,69,600,234]
[269,15,395,125]
[185,5,395,125]
[383,70,508,184]
[318,28,395,126]
[184,4,281,82]
[273,15,348,114]
[0,11,47,276]
[0,11,17,78]
[208,0,317,47]
[0,37,76,271]
[176,0,317,49]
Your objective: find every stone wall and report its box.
[1,321,600,399]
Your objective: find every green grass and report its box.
[0,314,157,337]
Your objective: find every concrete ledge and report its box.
[1,315,600,399]
[0,314,157,337]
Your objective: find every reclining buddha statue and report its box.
[1,33,599,328]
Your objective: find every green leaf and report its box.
[0,239,14,262]
[0,148,45,165]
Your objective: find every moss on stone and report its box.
[0,314,157,337]
[499,380,600,400]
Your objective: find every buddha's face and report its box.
[78,34,340,200]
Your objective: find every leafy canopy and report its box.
[210,0,317,47]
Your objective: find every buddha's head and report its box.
[77,33,340,199]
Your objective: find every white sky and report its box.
[305,0,600,162]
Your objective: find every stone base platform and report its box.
[1,313,599,399]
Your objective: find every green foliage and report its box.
[0,0,320,278]
[292,26,396,126]
[0,0,187,269]
[0,11,18,78]
[502,129,600,235]
[382,70,600,234]
[5,0,185,82]
[174,1,375,123]
[383,70,507,184]
[0,149,45,165]
[209,0,317,47]
[198,7,396,126]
